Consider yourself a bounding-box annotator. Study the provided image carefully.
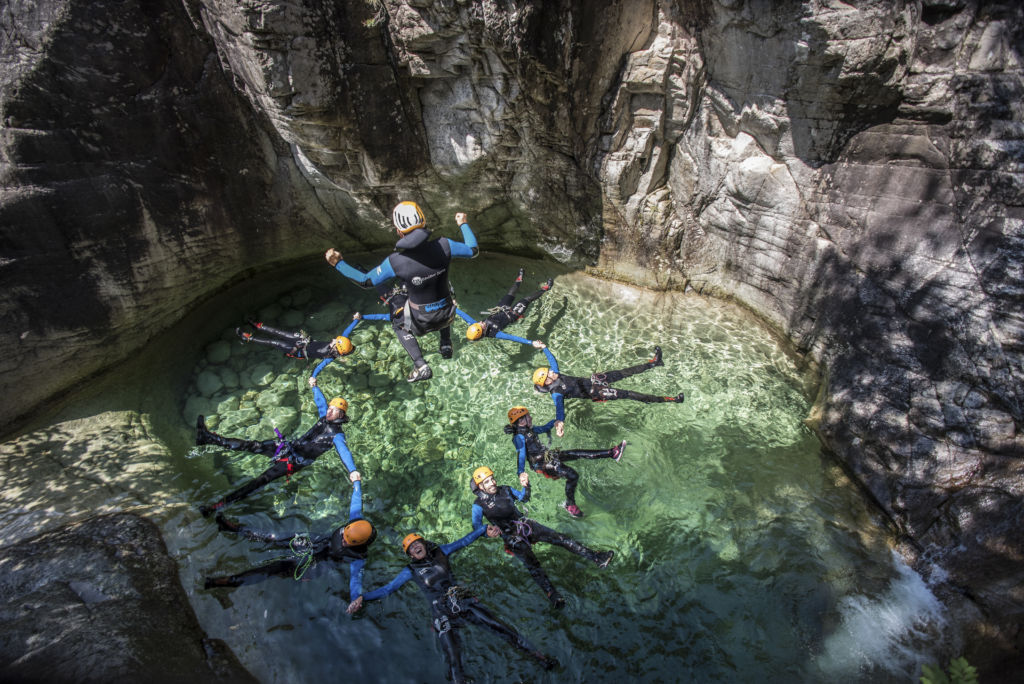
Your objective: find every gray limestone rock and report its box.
[0,513,255,683]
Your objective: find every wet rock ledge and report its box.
[0,513,255,684]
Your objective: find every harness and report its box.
[589,373,617,401]
[272,428,297,477]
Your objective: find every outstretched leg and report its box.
[537,460,581,512]
[506,539,564,608]
[196,416,278,455]
[596,387,684,403]
[495,267,525,309]
[391,317,429,377]
[204,559,299,589]
[249,322,305,342]
[435,617,467,684]
[438,325,453,359]
[509,278,553,319]
[463,601,557,669]
[200,459,294,516]
[528,521,613,567]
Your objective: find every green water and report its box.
[166,254,945,682]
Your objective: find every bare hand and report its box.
[346,596,364,614]
[485,524,501,538]
[532,340,546,349]
[353,312,362,320]
[519,471,529,487]
[455,212,467,226]
[308,376,318,388]
[555,421,565,437]
[350,470,361,483]
[325,248,342,266]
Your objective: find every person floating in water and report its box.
[195,365,360,517]
[469,466,612,608]
[325,203,478,382]
[532,346,684,436]
[203,480,375,604]
[348,528,558,683]
[505,406,626,519]
[236,312,389,361]
[457,267,552,347]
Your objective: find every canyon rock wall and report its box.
[1,0,1021,671]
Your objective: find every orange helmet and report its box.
[472,466,494,485]
[507,406,530,424]
[402,533,424,554]
[329,397,348,412]
[342,519,374,545]
[532,367,550,386]
[466,322,485,341]
[332,336,354,356]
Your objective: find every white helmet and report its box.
[392,201,426,233]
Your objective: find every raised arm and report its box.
[438,526,487,556]
[348,558,366,603]
[312,383,329,417]
[471,503,486,531]
[447,213,479,258]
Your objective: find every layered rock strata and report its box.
[1,0,1021,672]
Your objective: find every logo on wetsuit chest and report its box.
[410,270,444,287]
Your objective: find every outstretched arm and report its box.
[438,526,487,556]
[514,434,529,474]
[447,213,479,258]
[471,503,486,531]
[456,308,478,325]
[348,480,363,521]
[348,558,366,603]
[332,433,358,476]
[312,384,329,417]
[362,567,413,602]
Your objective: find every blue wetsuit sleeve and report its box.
[312,385,328,417]
[333,433,357,473]
[348,480,363,520]
[542,348,560,373]
[471,504,485,531]
[348,558,365,600]
[342,319,359,337]
[363,567,412,601]
[367,257,397,287]
[447,223,479,258]
[335,260,372,284]
[552,393,565,422]
[535,420,555,435]
[495,331,533,345]
[361,313,390,322]
[511,486,528,501]
[439,526,487,556]
[311,358,331,378]
[514,434,528,474]
[456,308,477,325]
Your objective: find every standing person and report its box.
[505,406,626,519]
[469,466,612,608]
[203,480,375,604]
[325,203,479,382]
[348,528,557,683]
[532,346,685,436]
[195,369,360,517]
[457,267,553,346]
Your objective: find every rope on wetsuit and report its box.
[288,535,315,580]
[445,586,472,614]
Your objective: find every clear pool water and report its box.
[167,254,948,682]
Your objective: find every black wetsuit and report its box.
[203,507,372,600]
[541,358,679,404]
[196,388,356,516]
[470,482,610,606]
[507,419,617,508]
[334,225,478,370]
[479,272,550,337]
[243,322,338,359]
[362,529,554,683]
